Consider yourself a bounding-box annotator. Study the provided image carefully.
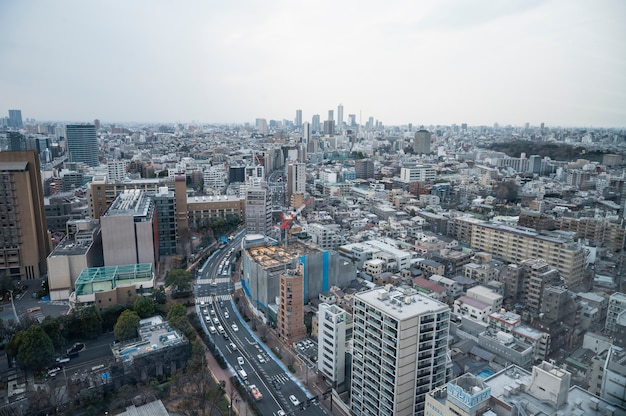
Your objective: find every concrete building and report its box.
[47,220,103,300]
[245,184,272,236]
[426,361,619,416]
[186,195,246,228]
[286,162,306,207]
[152,187,178,255]
[351,286,450,416]
[0,150,51,280]
[449,217,585,290]
[317,302,347,387]
[70,263,155,309]
[304,223,346,251]
[107,159,127,182]
[241,240,356,316]
[601,345,626,408]
[277,263,306,343]
[413,130,431,154]
[606,292,626,335]
[339,240,412,272]
[354,159,375,180]
[400,166,437,183]
[101,190,157,267]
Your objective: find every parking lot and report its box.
[293,339,317,369]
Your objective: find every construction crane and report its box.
[280,196,314,242]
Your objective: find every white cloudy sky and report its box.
[1,0,625,127]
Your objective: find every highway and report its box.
[195,229,327,416]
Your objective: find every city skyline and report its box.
[1,0,625,128]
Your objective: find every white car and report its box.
[224,311,229,319]
[231,323,239,331]
[237,356,244,366]
[277,411,286,416]
[229,342,237,351]
[257,354,265,363]
[213,317,219,325]
[289,395,300,407]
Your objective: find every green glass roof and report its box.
[75,263,153,296]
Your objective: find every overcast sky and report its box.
[1,0,625,127]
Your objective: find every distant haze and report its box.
[1,0,625,127]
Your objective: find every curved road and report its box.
[195,230,326,416]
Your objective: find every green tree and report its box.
[101,304,127,332]
[40,316,65,350]
[80,305,103,339]
[5,330,25,359]
[165,268,193,292]
[152,286,166,304]
[167,303,187,321]
[114,310,140,341]
[133,295,154,319]
[17,325,54,370]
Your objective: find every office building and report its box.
[351,286,450,416]
[337,104,343,131]
[302,122,311,146]
[601,345,626,408]
[295,109,302,128]
[66,124,99,167]
[245,185,272,236]
[101,190,157,267]
[8,110,23,128]
[278,263,306,343]
[0,151,51,280]
[400,166,437,183]
[8,132,26,151]
[186,195,245,229]
[413,130,431,154]
[152,187,178,256]
[312,114,321,132]
[323,120,335,136]
[47,220,103,300]
[317,303,347,387]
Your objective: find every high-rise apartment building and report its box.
[354,159,375,179]
[606,292,626,335]
[0,151,51,280]
[107,159,127,182]
[317,303,347,387]
[278,264,306,343]
[286,162,306,207]
[302,122,311,146]
[413,130,432,154]
[328,109,334,121]
[66,124,99,167]
[351,286,450,416]
[245,184,272,236]
[323,120,335,136]
[100,190,157,267]
[8,110,23,128]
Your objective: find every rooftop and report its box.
[105,189,153,217]
[75,263,153,296]
[112,316,187,364]
[356,286,449,320]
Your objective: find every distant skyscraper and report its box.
[295,109,302,128]
[348,114,356,127]
[413,129,432,154]
[8,132,26,151]
[0,150,51,280]
[66,124,99,167]
[8,110,23,128]
[337,104,343,132]
[256,118,268,135]
[328,109,334,121]
[94,119,101,130]
[351,286,450,416]
[323,120,335,136]
[312,114,321,132]
[302,122,311,145]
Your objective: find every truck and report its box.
[248,384,262,401]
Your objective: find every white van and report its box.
[238,369,248,380]
[209,326,216,334]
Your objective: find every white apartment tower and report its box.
[286,161,306,207]
[351,286,451,416]
[317,303,347,387]
[107,159,127,182]
[245,184,272,236]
